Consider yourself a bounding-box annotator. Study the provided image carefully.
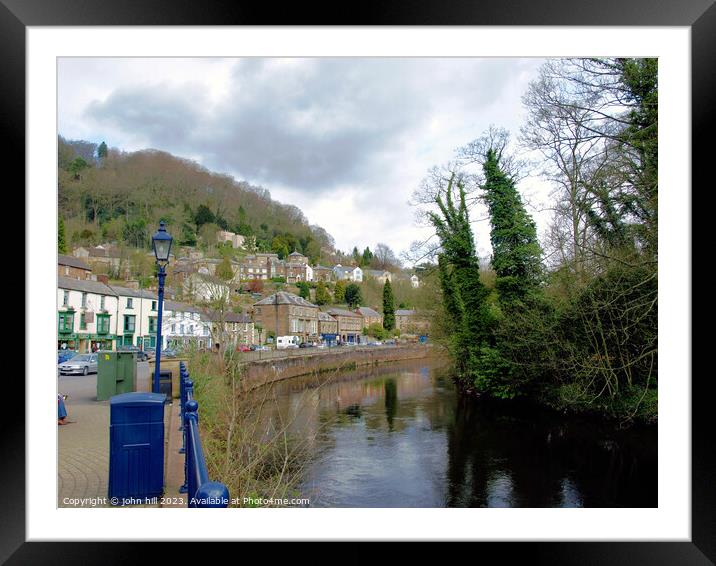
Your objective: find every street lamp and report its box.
[152,221,173,395]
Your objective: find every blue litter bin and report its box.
[108,392,165,503]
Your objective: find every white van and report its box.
[276,335,300,349]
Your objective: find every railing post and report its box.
[178,364,187,431]
[194,481,230,508]
[180,379,192,455]
[184,398,198,501]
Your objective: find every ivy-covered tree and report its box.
[345,283,363,308]
[481,148,542,305]
[382,279,395,330]
[58,217,68,254]
[297,281,310,300]
[216,255,234,281]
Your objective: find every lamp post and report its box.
[151,221,173,395]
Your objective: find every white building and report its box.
[411,274,420,288]
[57,276,119,352]
[162,301,212,350]
[182,272,231,303]
[333,264,363,282]
[217,230,246,249]
[365,269,392,284]
[110,285,162,350]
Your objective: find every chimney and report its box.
[96,274,109,284]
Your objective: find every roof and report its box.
[58,254,91,271]
[288,251,306,257]
[333,265,360,274]
[88,245,121,258]
[366,269,388,277]
[318,311,337,322]
[254,291,317,308]
[355,306,381,317]
[164,300,200,313]
[395,309,417,316]
[313,265,332,271]
[327,307,362,318]
[110,285,158,299]
[202,309,253,323]
[58,276,116,296]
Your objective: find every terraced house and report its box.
[327,307,363,343]
[253,292,319,342]
[57,277,119,352]
[111,285,162,350]
[162,301,211,350]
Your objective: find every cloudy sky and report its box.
[58,57,550,261]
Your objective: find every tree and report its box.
[69,157,90,180]
[373,243,401,270]
[315,281,331,305]
[247,279,264,293]
[216,255,234,281]
[58,217,68,254]
[480,145,542,305]
[352,246,361,265]
[361,246,373,267]
[297,281,310,300]
[97,141,108,160]
[345,283,363,308]
[194,204,216,228]
[334,280,346,303]
[382,279,395,330]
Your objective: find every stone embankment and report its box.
[241,344,442,389]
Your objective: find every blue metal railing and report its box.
[178,362,229,507]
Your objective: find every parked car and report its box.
[299,342,314,348]
[58,350,76,364]
[255,345,270,351]
[161,349,178,358]
[236,345,251,352]
[384,339,396,345]
[58,353,98,375]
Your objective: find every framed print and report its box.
[8,0,710,563]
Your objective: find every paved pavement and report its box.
[57,368,176,508]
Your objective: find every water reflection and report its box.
[254,360,656,508]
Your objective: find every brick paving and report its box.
[57,369,173,508]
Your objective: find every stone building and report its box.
[318,311,338,337]
[58,254,93,280]
[395,309,431,335]
[253,292,319,341]
[327,307,363,343]
[355,306,383,329]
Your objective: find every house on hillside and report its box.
[365,269,392,284]
[217,230,246,249]
[395,309,431,335]
[312,265,334,282]
[182,272,231,303]
[58,254,93,280]
[410,274,420,288]
[333,264,363,283]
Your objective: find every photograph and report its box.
[55,55,659,510]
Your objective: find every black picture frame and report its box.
[6,1,709,563]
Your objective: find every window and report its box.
[63,290,69,306]
[126,298,133,309]
[79,313,87,330]
[171,323,176,333]
[151,300,157,311]
[124,315,136,333]
[97,314,110,334]
[81,292,88,308]
[58,312,74,333]
[100,295,105,310]
[148,316,157,334]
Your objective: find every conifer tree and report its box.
[58,217,68,254]
[382,279,395,330]
[334,280,346,303]
[315,281,331,305]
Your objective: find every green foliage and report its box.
[97,141,108,159]
[361,246,373,267]
[344,283,363,308]
[314,281,331,305]
[271,235,290,259]
[122,217,148,248]
[382,280,395,330]
[58,217,68,254]
[296,281,311,300]
[216,255,234,281]
[481,148,542,306]
[334,280,346,303]
[365,323,388,340]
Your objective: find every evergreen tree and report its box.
[334,280,346,303]
[481,148,542,305]
[362,246,373,267]
[58,217,68,254]
[297,281,310,300]
[382,279,395,330]
[352,246,361,264]
[345,283,363,307]
[97,141,108,159]
[315,281,331,305]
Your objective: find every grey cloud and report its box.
[84,58,533,193]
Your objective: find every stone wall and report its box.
[241,344,440,390]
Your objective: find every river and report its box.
[258,358,657,507]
